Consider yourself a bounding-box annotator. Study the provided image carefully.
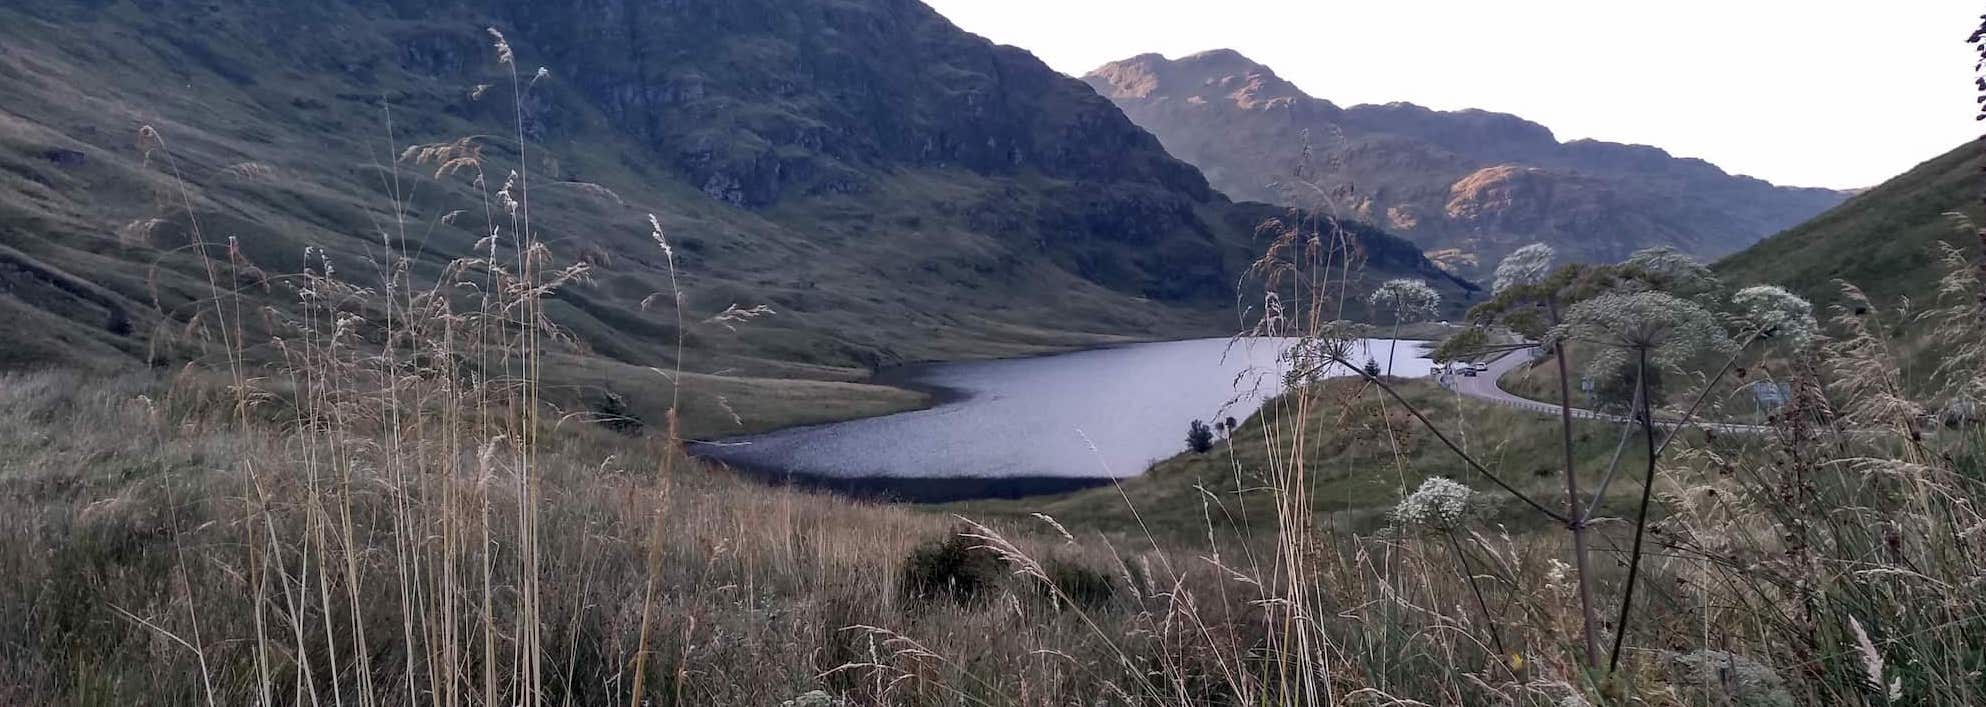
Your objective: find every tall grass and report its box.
[6,21,1986,707]
[0,28,1181,706]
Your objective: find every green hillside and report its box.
[1716,140,1984,312]
[0,1,1472,435]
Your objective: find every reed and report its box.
[5,22,1986,707]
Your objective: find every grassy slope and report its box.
[1716,140,1984,313]
[0,370,1127,704]
[1490,142,1986,416]
[959,377,1663,540]
[0,2,1475,438]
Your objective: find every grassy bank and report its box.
[7,17,1985,704]
[956,377,1662,539]
[11,244,1986,705]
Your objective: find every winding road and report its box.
[1441,347,1774,436]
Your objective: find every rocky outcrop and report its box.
[0,0,1473,374]
[1085,50,1850,276]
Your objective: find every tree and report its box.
[1185,419,1214,454]
[1593,362,1664,413]
[1429,326,1490,364]
[1367,279,1441,375]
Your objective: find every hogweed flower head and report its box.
[1732,285,1818,347]
[1493,243,1556,295]
[1368,278,1441,322]
[1551,290,1733,381]
[1624,245,1718,294]
[1393,477,1475,531]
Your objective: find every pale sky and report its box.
[925,0,1978,190]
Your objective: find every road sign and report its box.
[1752,381,1789,408]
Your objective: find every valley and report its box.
[0,1,1979,705]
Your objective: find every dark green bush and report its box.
[1039,558,1116,609]
[899,530,1004,606]
[593,391,644,435]
[1186,419,1214,454]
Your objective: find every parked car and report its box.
[1471,361,1490,373]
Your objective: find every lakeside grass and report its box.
[953,377,1660,540]
[14,315,1984,704]
[8,135,1976,707]
[5,14,1985,706]
[9,199,1986,704]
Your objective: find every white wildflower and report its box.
[1493,243,1556,294]
[1551,290,1734,382]
[1732,284,1819,348]
[1392,477,1475,531]
[1368,279,1441,321]
[1624,245,1718,293]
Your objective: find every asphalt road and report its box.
[1439,347,1773,436]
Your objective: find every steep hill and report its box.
[1084,50,1848,277]
[1716,140,1984,313]
[0,2,1467,433]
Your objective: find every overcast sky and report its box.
[924,0,1977,190]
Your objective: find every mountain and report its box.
[1083,50,1849,277]
[0,2,1467,430]
[1716,140,1985,313]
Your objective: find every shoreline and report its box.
[690,334,1442,502]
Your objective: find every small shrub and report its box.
[899,530,1005,606]
[1186,419,1214,454]
[593,390,644,435]
[1037,557,1117,609]
[1594,363,1665,413]
[1941,398,1978,428]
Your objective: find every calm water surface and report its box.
[691,337,1432,500]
